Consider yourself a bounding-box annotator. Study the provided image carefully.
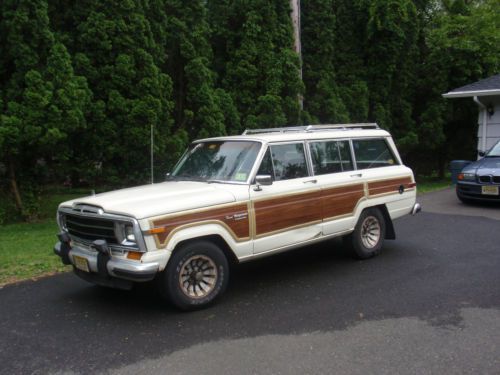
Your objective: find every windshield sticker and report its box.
[235,173,247,181]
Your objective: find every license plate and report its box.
[73,255,90,272]
[482,186,499,195]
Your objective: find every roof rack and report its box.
[242,123,379,135]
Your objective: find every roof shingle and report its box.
[449,74,500,93]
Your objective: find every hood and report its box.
[59,181,240,219]
[463,156,500,175]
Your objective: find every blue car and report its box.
[456,140,500,203]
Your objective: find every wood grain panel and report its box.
[254,191,323,236]
[368,176,414,196]
[321,183,365,219]
[152,203,250,244]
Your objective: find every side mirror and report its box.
[165,172,171,181]
[254,175,273,191]
[478,151,485,157]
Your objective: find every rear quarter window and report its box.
[353,138,398,169]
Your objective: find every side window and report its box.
[270,143,308,181]
[310,140,353,175]
[353,139,398,169]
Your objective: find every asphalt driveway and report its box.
[0,187,499,374]
[419,186,500,220]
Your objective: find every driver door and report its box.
[250,142,322,254]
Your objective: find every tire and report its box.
[159,240,229,310]
[344,207,386,259]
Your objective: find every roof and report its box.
[443,74,500,98]
[196,124,391,144]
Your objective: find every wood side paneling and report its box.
[368,176,413,196]
[152,203,250,244]
[321,184,365,219]
[254,191,323,236]
[149,176,414,247]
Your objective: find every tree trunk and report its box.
[290,0,303,110]
[8,158,24,215]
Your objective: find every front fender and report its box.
[158,222,253,260]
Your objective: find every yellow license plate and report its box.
[482,186,499,195]
[73,255,90,272]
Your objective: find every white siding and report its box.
[477,96,500,154]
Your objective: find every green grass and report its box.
[0,220,70,285]
[0,191,84,285]
[416,176,452,194]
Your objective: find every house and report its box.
[443,74,500,156]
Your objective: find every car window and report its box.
[353,139,398,169]
[486,141,500,157]
[269,143,308,181]
[309,140,353,175]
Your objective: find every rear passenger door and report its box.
[308,139,366,235]
[250,142,322,254]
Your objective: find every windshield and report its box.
[486,141,500,157]
[170,141,261,183]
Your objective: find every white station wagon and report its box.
[54,124,421,309]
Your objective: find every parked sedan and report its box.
[456,140,500,203]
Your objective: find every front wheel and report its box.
[344,207,386,259]
[159,240,229,310]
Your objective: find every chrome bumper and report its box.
[54,241,159,283]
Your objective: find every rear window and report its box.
[353,139,398,169]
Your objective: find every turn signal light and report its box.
[127,251,143,260]
[147,227,166,235]
[457,173,464,180]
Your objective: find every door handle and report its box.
[303,179,317,184]
[350,173,362,178]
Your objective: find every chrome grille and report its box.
[493,176,500,184]
[65,214,117,243]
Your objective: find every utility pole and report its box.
[290,0,303,109]
[150,123,154,184]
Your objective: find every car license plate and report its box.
[482,186,499,195]
[73,255,90,272]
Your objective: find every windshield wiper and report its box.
[167,175,207,182]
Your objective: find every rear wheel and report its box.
[344,207,386,259]
[159,240,229,310]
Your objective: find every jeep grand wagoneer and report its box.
[54,124,421,310]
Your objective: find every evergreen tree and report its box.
[331,0,370,122]
[365,0,419,150]
[0,0,90,219]
[52,0,174,183]
[209,0,303,130]
[414,0,500,174]
[163,0,231,153]
[301,0,349,124]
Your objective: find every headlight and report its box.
[458,172,475,181]
[124,224,136,243]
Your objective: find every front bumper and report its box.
[456,182,500,202]
[54,240,159,285]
